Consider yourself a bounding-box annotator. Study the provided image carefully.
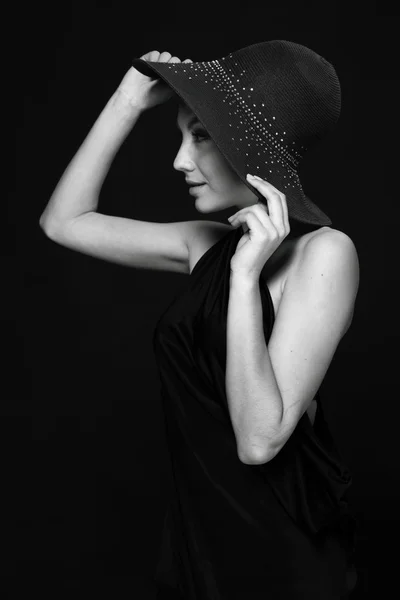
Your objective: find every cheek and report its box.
[199,145,241,189]
[209,157,237,185]
[216,155,242,185]
[222,170,245,193]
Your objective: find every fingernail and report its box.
[246,173,255,179]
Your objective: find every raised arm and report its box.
[39,52,198,273]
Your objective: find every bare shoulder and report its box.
[308,225,356,244]
[282,226,359,292]
[297,225,355,250]
[291,226,357,265]
[302,226,358,264]
[286,226,360,307]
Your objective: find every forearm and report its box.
[40,89,142,232]
[226,274,283,464]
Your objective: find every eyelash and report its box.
[191,129,209,143]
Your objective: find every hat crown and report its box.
[218,40,341,152]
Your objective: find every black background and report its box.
[7,1,399,598]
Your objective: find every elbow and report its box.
[39,212,51,235]
[39,213,61,240]
[39,215,48,235]
[237,440,275,466]
[237,428,285,465]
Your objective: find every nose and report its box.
[173,140,195,174]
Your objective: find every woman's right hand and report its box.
[117,51,193,112]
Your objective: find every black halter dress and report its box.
[151,226,357,599]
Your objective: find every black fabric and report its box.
[151,226,358,599]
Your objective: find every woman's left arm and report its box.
[226,229,359,466]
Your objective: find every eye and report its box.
[191,128,209,143]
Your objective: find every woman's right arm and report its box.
[39,89,142,233]
[39,53,199,274]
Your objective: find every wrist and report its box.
[229,270,260,289]
[111,88,145,119]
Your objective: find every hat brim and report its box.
[131,57,332,227]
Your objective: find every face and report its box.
[173,103,258,213]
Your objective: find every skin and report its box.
[174,102,260,214]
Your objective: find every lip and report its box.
[188,183,207,194]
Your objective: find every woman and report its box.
[40,41,360,599]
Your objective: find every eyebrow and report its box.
[176,115,201,131]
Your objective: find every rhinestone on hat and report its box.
[162,53,308,195]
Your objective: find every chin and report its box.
[194,201,218,214]
[194,192,234,213]
[192,192,216,212]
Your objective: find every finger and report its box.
[254,200,290,238]
[230,211,267,236]
[231,203,274,232]
[229,202,272,227]
[158,51,173,62]
[281,195,290,232]
[240,207,277,237]
[169,56,181,63]
[142,50,161,61]
[247,176,285,234]
[183,58,193,63]
[252,202,277,231]
[254,177,289,233]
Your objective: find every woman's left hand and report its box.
[228,174,290,280]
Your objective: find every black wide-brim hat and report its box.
[132,40,341,226]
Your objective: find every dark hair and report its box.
[177,97,188,108]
